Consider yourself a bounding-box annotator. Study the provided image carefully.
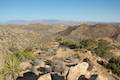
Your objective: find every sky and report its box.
[0,0,120,22]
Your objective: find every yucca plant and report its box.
[0,51,36,80]
[0,53,20,80]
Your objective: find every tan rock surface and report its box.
[38,73,51,80]
[19,61,32,71]
[67,62,89,80]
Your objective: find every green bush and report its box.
[108,56,120,76]
[60,39,80,49]
[94,39,113,59]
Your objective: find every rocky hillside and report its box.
[0,24,66,67]
[0,24,120,80]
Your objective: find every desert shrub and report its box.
[94,39,113,59]
[59,39,80,49]
[79,39,97,50]
[108,56,120,76]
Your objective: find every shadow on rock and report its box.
[78,75,89,80]
[51,73,64,80]
[16,72,38,80]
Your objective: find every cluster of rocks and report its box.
[16,58,108,80]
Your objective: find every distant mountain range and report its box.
[1,19,81,25]
[0,19,120,26]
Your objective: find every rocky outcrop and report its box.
[16,59,115,80]
[67,62,89,80]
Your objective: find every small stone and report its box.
[51,60,65,73]
[19,61,32,71]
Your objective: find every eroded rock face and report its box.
[38,73,51,80]
[67,62,89,80]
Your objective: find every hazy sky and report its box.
[0,0,120,22]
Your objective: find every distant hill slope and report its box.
[58,24,120,40]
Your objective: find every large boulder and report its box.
[33,59,46,67]
[51,60,66,73]
[38,73,51,80]
[67,62,89,80]
[32,59,46,75]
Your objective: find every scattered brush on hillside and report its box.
[108,56,120,77]
[57,37,116,59]
[94,39,115,59]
